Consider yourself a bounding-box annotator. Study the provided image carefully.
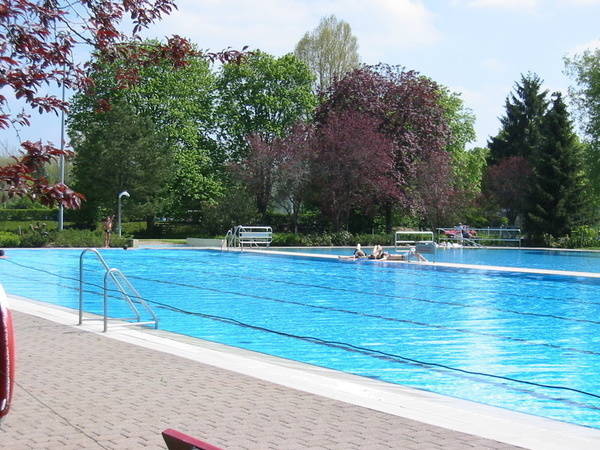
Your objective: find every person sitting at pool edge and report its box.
[353,243,366,258]
[369,245,388,259]
[374,248,427,262]
[339,243,367,259]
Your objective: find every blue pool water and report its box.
[1,248,600,429]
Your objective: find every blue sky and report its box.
[3,0,600,153]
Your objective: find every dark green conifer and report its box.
[526,93,590,244]
[487,73,549,164]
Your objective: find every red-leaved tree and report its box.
[483,156,534,226]
[0,0,245,208]
[413,150,462,229]
[233,133,277,221]
[310,109,396,230]
[271,122,314,233]
[316,64,454,228]
[232,122,315,231]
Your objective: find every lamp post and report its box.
[117,191,130,237]
[57,59,66,231]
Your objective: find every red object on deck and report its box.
[0,285,15,418]
[162,429,224,450]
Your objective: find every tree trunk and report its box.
[146,215,156,233]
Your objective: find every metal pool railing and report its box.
[437,227,522,247]
[394,231,436,262]
[223,225,273,250]
[78,248,158,332]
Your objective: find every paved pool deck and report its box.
[2,296,600,449]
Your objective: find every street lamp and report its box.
[117,190,130,237]
[57,59,67,231]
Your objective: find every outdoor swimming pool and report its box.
[1,247,600,430]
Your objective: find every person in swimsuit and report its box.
[102,215,114,247]
[339,244,367,259]
[368,245,385,259]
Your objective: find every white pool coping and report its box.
[242,246,600,279]
[8,294,600,450]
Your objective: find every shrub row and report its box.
[0,231,20,247]
[541,226,599,249]
[0,229,129,248]
[1,219,597,249]
[0,209,57,221]
[272,231,394,247]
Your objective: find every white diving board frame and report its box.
[225,225,273,250]
[394,231,436,262]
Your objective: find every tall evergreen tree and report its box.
[526,93,589,244]
[488,73,549,164]
[484,73,549,226]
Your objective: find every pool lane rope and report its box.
[146,252,600,328]
[146,298,600,404]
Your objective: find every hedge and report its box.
[0,209,57,221]
[0,231,20,247]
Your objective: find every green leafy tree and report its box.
[70,99,171,226]
[294,14,360,92]
[437,87,483,197]
[526,93,591,244]
[422,86,486,227]
[0,0,244,210]
[69,42,223,224]
[131,55,225,217]
[216,50,317,161]
[565,49,600,202]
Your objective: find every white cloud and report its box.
[350,0,441,63]
[558,0,600,5]
[567,39,600,56]
[482,58,507,71]
[146,0,312,54]
[145,0,440,63]
[452,0,540,12]
[451,84,509,146]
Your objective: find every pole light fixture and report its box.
[117,190,130,237]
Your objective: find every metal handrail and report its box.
[222,228,236,250]
[394,231,435,248]
[79,248,158,332]
[437,227,522,247]
[394,231,436,262]
[224,225,272,251]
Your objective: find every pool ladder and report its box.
[78,248,158,332]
